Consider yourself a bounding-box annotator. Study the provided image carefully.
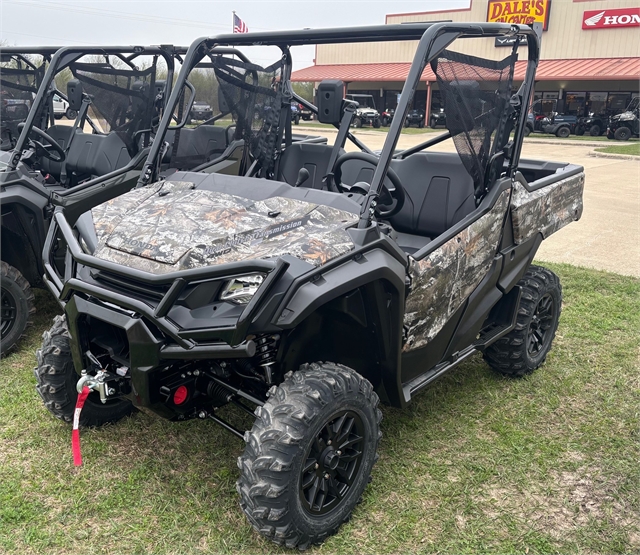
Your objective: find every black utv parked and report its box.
[0,46,212,354]
[607,97,639,141]
[38,22,584,549]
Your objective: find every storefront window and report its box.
[565,92,586,116]
[586,92,608,116]
[607,93,631,115]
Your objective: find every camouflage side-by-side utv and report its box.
[1,43,325,354]
[37,22,584,549]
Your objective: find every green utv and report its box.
[37,22,584,548]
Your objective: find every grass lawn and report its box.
[296,121,439,135]
[1,263,638,554]
[594,143,640,156]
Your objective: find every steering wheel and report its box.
[333,151,406,218]
[18,123,66,162]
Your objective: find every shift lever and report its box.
[295,168,310,187]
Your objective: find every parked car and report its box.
[36,22,583,550]
[607,97,639,141]
[345,93,381,128]
[52,93,78,120]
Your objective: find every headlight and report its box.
[220,273,265,304]
[618,115,634,121]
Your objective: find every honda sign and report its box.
[582,7,640,30]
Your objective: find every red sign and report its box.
[582,7,640,29]
[487,0,551,31]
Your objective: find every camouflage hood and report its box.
[91,180,359,275]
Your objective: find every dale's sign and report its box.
[487,0,551,31]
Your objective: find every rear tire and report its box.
[353,118,363,129]
[237,362,382,549]
[294,114,300,125]
[556,126,570,138]
[589,124,601,137]
[65,108,77,119]
[614,126,631,141]
[574,125,585,136]
[483,266,561,377]
[34,315,135,427]
[1,261,35,355]
[523,126,531,137]
[373,119,381,129]
[418,120,424,128]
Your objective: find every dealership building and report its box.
[291,0,640,121]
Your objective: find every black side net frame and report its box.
[212,55,287,177]
[431,48,517,201]
[69,59,158,156]
[0,61,45,150]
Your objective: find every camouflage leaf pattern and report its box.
[510,172,584,244]
[403,189,510,352]
[91,180,358,274]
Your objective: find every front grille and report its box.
[91,270,170,304]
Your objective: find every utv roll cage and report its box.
[138,22,540,226]
[43,22,540,356]
[6,45,181,173]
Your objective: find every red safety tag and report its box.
[72,386,91,467]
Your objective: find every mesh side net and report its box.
[212,56,285,176]
[1,61,44,150]
[431,49,517,198]
[70,60,157,155]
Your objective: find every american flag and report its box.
[233,13,248,33]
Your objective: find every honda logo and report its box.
[582,7,640,29]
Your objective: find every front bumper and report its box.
[43,209,289,409]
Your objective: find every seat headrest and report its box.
[131,81,149,112]
[66,79,83,111]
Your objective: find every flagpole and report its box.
[232,10,235,33]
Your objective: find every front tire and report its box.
[373,119,381,129]
[65,108,77,119]
[483,266,561,377]
[589,124,601,137]
[353,118,362,129]
[1,261,35,355]
[237,362,382,549]
[34,315,135,427]
[614,126,631,141]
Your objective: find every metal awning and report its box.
[291,57,640,82]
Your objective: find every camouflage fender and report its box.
[403,189,510,352]
[510,172,584,244]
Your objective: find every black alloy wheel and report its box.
[0,286,18,340]
[237,362,382,549]
[299,410,365,516]
[527,293,555,357]
[0,261,35,355]
[483,266,561,377]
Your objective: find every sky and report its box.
[0,0,468,69]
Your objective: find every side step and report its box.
[401,286,522,403]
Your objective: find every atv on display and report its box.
[345,93,381,128]
[576,112,609,137]
[404,108,426,128]
[0,45,183,354]
[38,22,584,550]
[607,96,639,141]
[429,106,446,128]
